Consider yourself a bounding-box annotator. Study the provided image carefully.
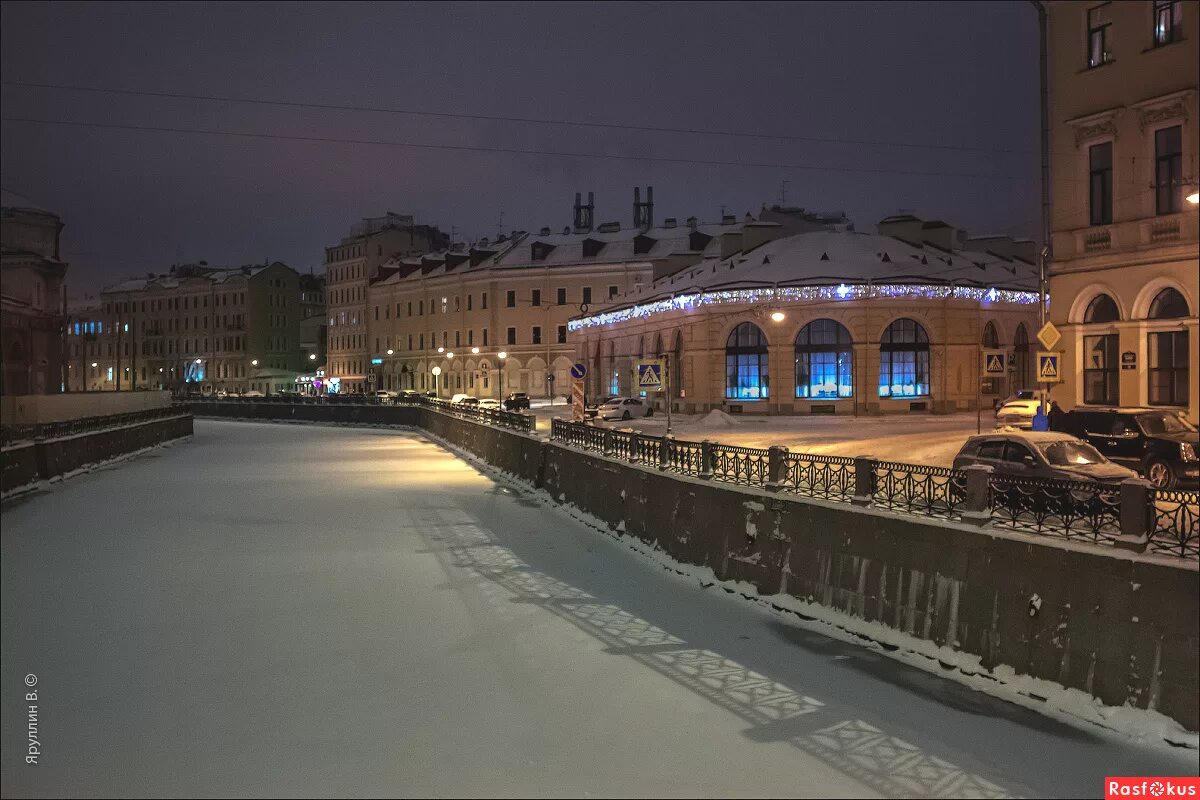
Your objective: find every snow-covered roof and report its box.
[488,221,750,269]
[644,229,1037,297]
[102,263,282,294]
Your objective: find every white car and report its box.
[994,398,1042,429]
[242,390,265,398]
[450,393,475,405]
[597,397,653,421]
[477,398,501,410]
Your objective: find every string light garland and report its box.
[567,283,1041,331]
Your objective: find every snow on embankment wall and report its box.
[420,408,1199,736]
[1,413,193,497]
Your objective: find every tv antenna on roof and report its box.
[778,180,789,207]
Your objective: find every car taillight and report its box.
[1182,442,1198,462]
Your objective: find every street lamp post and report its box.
[431,365,442,399]
[498,351,507,404]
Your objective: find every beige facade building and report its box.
[71,261,311,394]
[362,190,800,399]
[324,213,448,393]
[1047,0,1199,422]
[1,192,68,395]
[571,215,1041,415]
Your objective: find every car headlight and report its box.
[1182,442,1198,462]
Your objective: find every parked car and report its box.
[992,389,1036,412]
[458,397,480,407]
[954,430,1136,484]
[374,390,395,404]
[450,393,474,405]
[994,397,1042,429]
[478,398,501,410]
[504,392,530,411]
[242,390,265,398]
[597,397,653,421]
[1050,408,1199,489]
[585,395,618,419]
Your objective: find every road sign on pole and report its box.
[1036,321,1061,351]
[1037,351,1063,383]
[635,359,664,391]
[571,379,585,421]
[982,349,1007,376]
[570,362,587,380]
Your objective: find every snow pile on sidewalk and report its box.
[695,409,739,429]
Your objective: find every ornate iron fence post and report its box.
[766,445,788,491]
[659,435,672,471]
[628,432,640,464]
[699,440,715,480]
[602,429,614,456]
[852,455,875,507]
[960,464,994,526]
[1116,478,1152,553]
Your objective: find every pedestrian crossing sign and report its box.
[635,359,664,391]
[982,349,1006,376]
[1037,351,1062,383]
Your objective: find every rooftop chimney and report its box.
[686,216,698,230]
[633,185,654,232]
[539,226,552,236]
[573,191,595,233]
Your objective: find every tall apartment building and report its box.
[363,189,814,400]
[298,273,326,371]
[69,261,310,394]
[324,213,448,393]
[1,192,68,395]
[1046,0,1198,422]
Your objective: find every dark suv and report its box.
[1050,408,1199,489]
[504,392,530,411]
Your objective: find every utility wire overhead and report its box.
[3,79,1038,157]
[0,116,1035,181]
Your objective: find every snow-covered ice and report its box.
[2,420,1195,797]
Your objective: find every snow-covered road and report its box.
[2,420,1194,797]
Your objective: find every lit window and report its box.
[878,318,930,398]
[795,319,853,399]
[725,322,769,400]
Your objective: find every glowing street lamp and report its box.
[769,310,786,322]
[446,352,454,359]
[431,365,442,399]
[251,359,259,366]
[498,351,508,401]
[387,349,394,355]
[308,353,317,361]
[471,346,479,354]
[437,346,445,353]
[1188,191,1199,204]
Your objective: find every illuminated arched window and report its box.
[725,322,769,399]
[795,319,853,399]
[879,318,930,398]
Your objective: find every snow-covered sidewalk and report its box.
[533,407,992,466]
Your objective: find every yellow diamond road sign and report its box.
[1036,321,1061,351]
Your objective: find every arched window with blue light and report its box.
[879,318,930,398]
[725,322,769,399]
[795,319,853,398]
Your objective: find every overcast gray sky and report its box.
[1,1,1040,297]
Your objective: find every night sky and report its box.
[1,1,1039,298]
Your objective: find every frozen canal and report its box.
[2,420,1194,798]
